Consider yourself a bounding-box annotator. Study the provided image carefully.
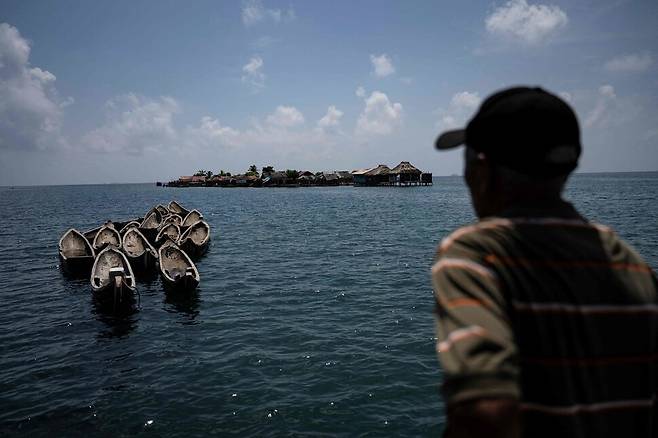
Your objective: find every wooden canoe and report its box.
[92,225,122,251]
[122,228,158,272]
[178,220,210,259]
[83,220,114,244]
[119,221,141,235]
[155,204,169,217]
[139,207,162,242]
[90,246,137,308]
[155,223,181,248]
[182,209,203,228]
[59,228,95,277]
[160,214,182,228]
[167,200,189,218]
[158,243,200,291]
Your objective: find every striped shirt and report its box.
[431,201,658,437]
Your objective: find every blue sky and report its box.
[1,0,657,185]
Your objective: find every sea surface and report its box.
[1,172,656,437]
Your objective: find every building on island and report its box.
[352,164,391,186]
[166,163,430,188]
[388,161,422,186]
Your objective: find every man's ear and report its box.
[474,157,493,198]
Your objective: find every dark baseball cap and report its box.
[435,86,581,177]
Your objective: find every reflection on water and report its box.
[2,176,656,436]
[163,289,200,321]
[93,300,139,339]
[137,269,160,285]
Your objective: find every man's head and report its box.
[435,87,581,218]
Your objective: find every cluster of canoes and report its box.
[58,201,210,310]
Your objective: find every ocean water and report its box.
[0,172,656,437]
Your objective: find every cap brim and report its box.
[435,129,466,150]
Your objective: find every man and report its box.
[431,86,657,438]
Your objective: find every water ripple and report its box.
[0,174,656,436]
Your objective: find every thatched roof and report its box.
[390,161,421,174]
[351,167,373,175]
[365,164,391,176]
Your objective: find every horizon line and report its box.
[1,170,657,189]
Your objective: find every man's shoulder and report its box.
[437,216,621,260]
[438,218,521,257]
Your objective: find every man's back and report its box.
[432,201,657,437]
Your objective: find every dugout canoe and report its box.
[160,214,183,228]
[181,209,203,229]
[59,228,95,277]
[119,221,141,235]
[158,243,200,291]
[122,228,158,272]
[178,220,210,259]
[155,204,169,217]
[167,201,189,218]
[92,224,122,251]
[90,246,137,308]
[83,220,114,244]
[139,207,162,242]
[155,223,181,248]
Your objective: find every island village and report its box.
[163,161,433,188]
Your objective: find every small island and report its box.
[163,161,433,188]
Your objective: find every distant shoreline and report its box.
[2,170,657,189]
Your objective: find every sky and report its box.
[0,0,657,185]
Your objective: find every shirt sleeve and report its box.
[431,236,520,405]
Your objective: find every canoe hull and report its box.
[178,220,210,260]
[125,251,157,272]
[179,239,209,260]
[91,247,137,311]
[161,271,200,292]
[59,252,95,277]
[158,244,200,292]
[92,280,137,309]
[138,227,158,244]
[59,228,96,278]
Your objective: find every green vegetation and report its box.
[285,169,300,179]
[246,165,259,177]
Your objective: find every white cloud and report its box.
[81,96,347,160]
[242,56,265,91]
[585,85,616,128]
[29,67,56,83]
[356,91,403,136]
[370,54,395,77]
[266,105,305,128]
[241,0,295,26]
[436,91,481,129]
[82,94,180,154]
[60,96,75,108]
[355,86,366,98]
[0,22,67,150]
[604,53,653,73]
[187,116,242,149]
[485,0,568,45]
[316,105,343,132]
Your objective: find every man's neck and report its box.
[490,197,583,220]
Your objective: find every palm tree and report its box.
[285,169,299,180]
